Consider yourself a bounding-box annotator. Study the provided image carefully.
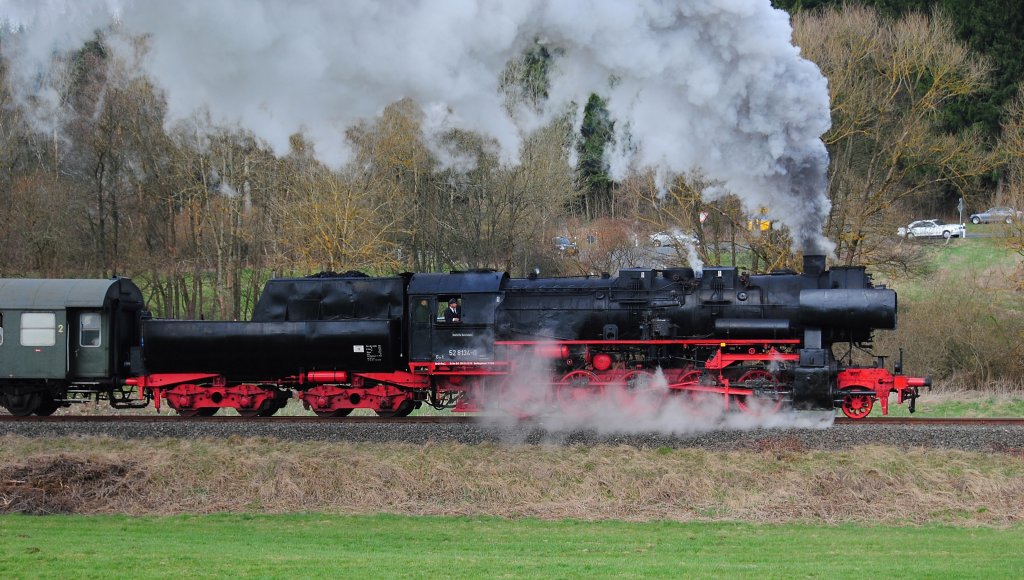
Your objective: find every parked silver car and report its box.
[897,219,965,240]
[969,207,1021,224]
[649,229,699,247]
[553,236,578,255]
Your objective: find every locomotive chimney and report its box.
[803,254,826,276]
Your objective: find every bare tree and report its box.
[794,6,993,268]
[272,155,409,275]
[998,87,1024,263]
[345,99,437,272]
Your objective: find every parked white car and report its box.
[649,229,699,247]
[897,219,965,240]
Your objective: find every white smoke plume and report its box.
[480,362,835,436]
[1,0,833,253]
[683,238,704,278]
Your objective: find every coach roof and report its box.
[0,278,144,310]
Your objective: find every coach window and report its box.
[80,312,101,347]
[21,312,56,347]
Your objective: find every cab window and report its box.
[439,296,462,323]
[0,312,4,345]
[80,312,101,347]
[21,312,56,347]
[412,298,433,324]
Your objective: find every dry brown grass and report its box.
[2,435,1022,526]
[930,379,1024,396]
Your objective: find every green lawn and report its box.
[883,393,1024,418]
[1,514,1022,578]
[891,233,1020,300]
[944,228,1016,268]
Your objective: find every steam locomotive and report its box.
[0,255,928,419]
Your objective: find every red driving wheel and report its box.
[735,369,784,414]
[841,388,874,419]
[613,370,663,415]
[671,369,704,391]
[555,370,602,414]
[670,369,711,409]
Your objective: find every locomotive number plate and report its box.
[354,344,383,362]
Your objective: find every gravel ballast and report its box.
[3,418,1024,453]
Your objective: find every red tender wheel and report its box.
[375,398,416,418]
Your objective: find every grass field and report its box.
[885,388,1024,418]
[2,437,1022,526]
[889,233,1021,301]
[1,513,1023,578]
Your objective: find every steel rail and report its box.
[2,415,1024,426]
[0,414,476,424]
[833,417,1024,426]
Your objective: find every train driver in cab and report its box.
[444,298,462,323]
[414,298,432,323]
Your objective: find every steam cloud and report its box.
[1,0,834,252]
[481,360,834,436]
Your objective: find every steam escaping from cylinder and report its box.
[1,0,834,253]
[480,361,835,436]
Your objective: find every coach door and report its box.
[69,310,108,379]
[16,310,67,379]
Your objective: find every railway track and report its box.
[2,414,1023,426]
[833,417,1024,426]
[0,414,472,424]
[5,413,1024,453]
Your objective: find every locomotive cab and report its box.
[407,271,507,365]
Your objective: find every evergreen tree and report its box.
[576,93,614,218]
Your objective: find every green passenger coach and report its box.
[0,278,145,416]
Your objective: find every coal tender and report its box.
[139,275,408,380]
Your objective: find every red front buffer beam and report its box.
[899,375,932,414]
[893,348,932,414]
